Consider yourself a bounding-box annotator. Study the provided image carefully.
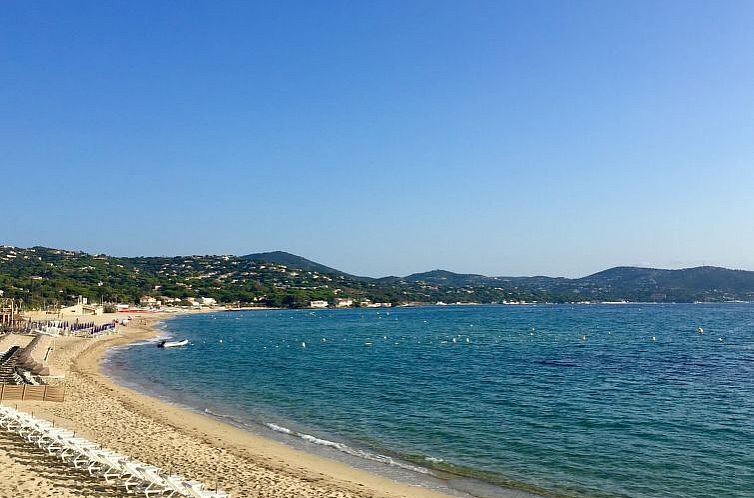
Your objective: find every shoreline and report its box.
[104,312,545,498]
[2,312,465,498]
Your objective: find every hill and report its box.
[403,270,493,287]
[1,245,753,309]
[242,251,351,277]
[580,265,754,291]
[573,266,754,302]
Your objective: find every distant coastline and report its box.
[2,246,754,317]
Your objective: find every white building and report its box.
[60,303,104,315]
[309,300,329,308]
[334,298,353,308]
[140,296,158,306]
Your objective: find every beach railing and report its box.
[0,384,65,402]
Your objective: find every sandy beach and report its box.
[0,312,456,498]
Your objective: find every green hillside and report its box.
[1,245,753,309]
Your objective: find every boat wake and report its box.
[121,334,173,348]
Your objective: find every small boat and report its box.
[158,339,189,348]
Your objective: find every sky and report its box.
[1,1,753,278]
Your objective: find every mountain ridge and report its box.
[1,245,753,307]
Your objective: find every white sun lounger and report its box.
[86,449,129,482]
[183,480,230,498]
[58,437,100,463]
[139,466,177,497]
[0,406,230,498]
[120,460,162,494]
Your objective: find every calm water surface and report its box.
[107,304,754,498]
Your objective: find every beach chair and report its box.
[0,407,226,498]
[1,410,33,431]
[39,430,79,456]
[22,419,61,444]
[120,460,162,494]
[57,437,100,464]
[139,466,175,497]
[162,474,192,497]
[0,411,21,430]
[23,420,54,442]
[86,449,129,482]
[66,439,106,469]
[182,481,230,498]
[0,405,16,423]
[33,427,75,449]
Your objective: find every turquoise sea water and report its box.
[106,305,754,497]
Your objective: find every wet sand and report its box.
[0,312,457,498]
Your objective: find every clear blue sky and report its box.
[2,1,753,277]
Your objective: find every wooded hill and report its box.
[1,246,752,308]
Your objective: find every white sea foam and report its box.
[265,423,292,435]
[264,422,431,475]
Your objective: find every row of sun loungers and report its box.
[16,334,64,378]
[0,405,229,498]
[0,334,58,384]
[21,320,119,336]
[0,346,24,384]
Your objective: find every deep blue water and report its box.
[107,305,754,498]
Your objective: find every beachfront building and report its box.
[334,298,353,308]
[196,297,217,306]
[365,301,392,308]
[139,296,158,307]
[60,296,104,316]
[60,303,104,315]
[0,297,23,328]
[309,300,329,308]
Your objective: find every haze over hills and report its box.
[1,246,753,308]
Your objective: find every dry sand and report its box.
[0,312,457,498]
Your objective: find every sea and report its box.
[103,304,754,498]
